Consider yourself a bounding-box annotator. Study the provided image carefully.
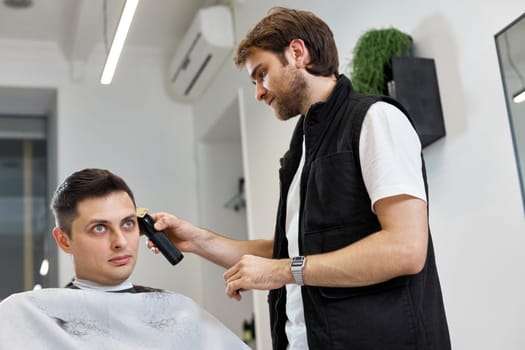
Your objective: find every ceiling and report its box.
[0,0,220,62]
[0,0,226,114]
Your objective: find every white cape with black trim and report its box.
[0,288,250,349]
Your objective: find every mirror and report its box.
[495,12,525,212]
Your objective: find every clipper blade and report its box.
[136,207,149,218]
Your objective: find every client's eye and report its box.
[93,224,106,234]
[123,219,135,230]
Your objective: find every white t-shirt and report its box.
[285,140,307,349]
[285,101,426,349]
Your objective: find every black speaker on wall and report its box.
[389,56,446,148]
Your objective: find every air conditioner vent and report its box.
[168,6,233,101]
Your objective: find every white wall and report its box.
[194,1,525,349]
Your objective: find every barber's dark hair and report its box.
[51,168,135,236]
[234,7,339,77]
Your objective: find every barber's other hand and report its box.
[223,255,292,301]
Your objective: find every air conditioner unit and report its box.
[168,5,234,100]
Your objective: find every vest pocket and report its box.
[303,151,371,234]
[313,281,418,348]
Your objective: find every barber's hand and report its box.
[223,255,292,301]
[146,212,200,254]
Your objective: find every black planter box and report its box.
[389,56,446,148]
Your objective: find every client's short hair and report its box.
[51,168,135,236]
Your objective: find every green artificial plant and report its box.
[349,28,413,94]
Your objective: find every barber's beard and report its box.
[273,67,308,121]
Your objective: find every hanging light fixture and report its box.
[100,0,139,85]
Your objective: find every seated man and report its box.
[0,168,249,350]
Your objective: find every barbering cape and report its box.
[0,288,250,349]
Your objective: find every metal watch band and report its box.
[290,256,306,286]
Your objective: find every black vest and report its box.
[269,75,450,349]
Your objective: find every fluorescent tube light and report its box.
[513,87,525,104]
[100,0,139,85]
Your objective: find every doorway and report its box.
[196,94,254,343]
[0,87,57,299]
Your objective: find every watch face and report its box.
[291,256,304,267]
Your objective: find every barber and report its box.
[152,6,450,350]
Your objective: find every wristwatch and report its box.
[290,256,307,286]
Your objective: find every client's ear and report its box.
[53,227,72,253]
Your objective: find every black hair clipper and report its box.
[136,208,184,266]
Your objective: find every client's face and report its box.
[68,191,140,286]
